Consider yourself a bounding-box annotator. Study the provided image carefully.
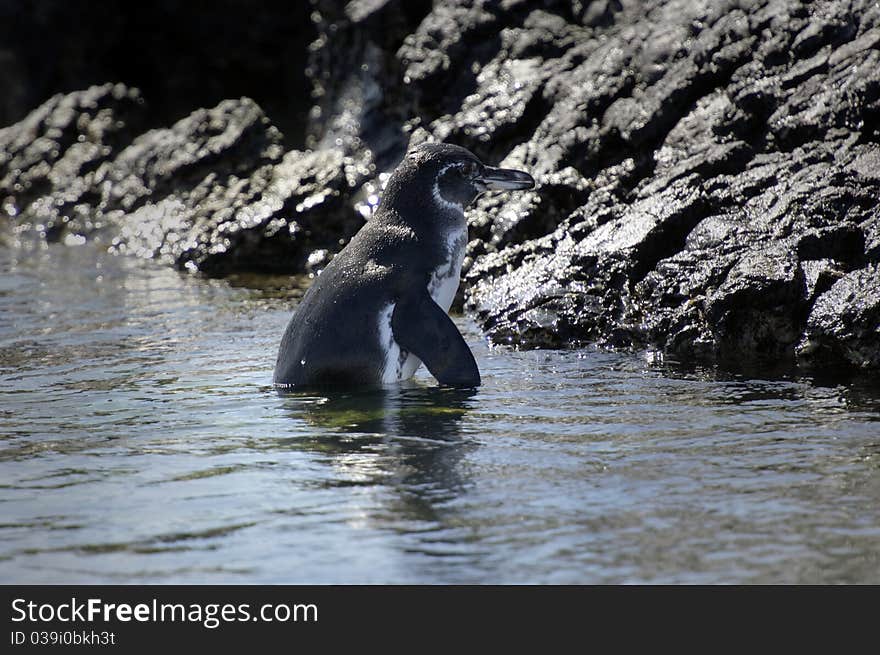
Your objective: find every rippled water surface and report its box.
[2,243,879,583]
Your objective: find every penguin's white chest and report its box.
[379,227,468,383]
[427,228,468,312]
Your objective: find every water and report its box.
[1,242,879,584]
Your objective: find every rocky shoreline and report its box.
[1,0,878,369]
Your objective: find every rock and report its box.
[459,0,880,370]
[798,265,880,368]
[307,0,433,170]
[702,244,805,359]
[8,95,281,244]
[113,147,364,276]
[397,1,503,117]
[632,136,879,363]
[3,93,365,276]
[801,258,846,304]
[467,175,707,348]
[0,83,146,220]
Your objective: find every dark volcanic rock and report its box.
[458,0,880,371]
[3,0,880,370]
[0,83,147,220]
[798,265,880,368]
[111,145,365,277]
[2,92,365,276]
[307,0,433,170]
[467,174,707,348]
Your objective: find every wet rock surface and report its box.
[1,88,366,276]
[0,84,148,221]
[2,0,879,369]
[799,264,880,368]
[459,0,880,370]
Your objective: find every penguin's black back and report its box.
[273,211,437,387]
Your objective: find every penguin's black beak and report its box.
[479,166,535,191]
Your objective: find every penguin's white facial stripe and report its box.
[432,163,466,214]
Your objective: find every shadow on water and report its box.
[276,385,480,526]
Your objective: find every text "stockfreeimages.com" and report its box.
[11,597,318,630]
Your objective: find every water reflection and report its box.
[282,385,476,438]
[647,352,880,416]
[4,242,880,583]
[279,385,478,527]
[806,369,880,416]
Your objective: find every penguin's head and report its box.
[381,142,535,223]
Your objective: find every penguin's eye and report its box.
[459,162,479,178]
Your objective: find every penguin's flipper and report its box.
[391,290,481,387]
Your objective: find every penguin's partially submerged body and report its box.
[274,142,534,389]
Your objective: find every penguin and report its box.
[273,142,535,389]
